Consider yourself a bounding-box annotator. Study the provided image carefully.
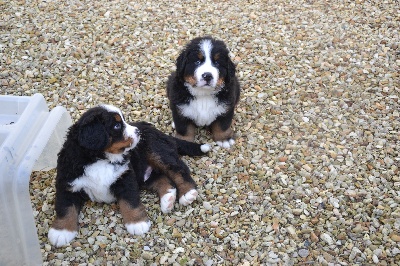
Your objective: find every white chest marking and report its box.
[178,94,227,127]
[70,159,129,203]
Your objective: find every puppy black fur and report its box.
[49,105,209,247]
[167,36,240,148]
[129,121,210,205]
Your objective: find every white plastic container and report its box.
[0,93,72,266]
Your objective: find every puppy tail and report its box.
[175,138,211,157]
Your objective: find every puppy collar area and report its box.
[105,152,128,165]
[184,82,220,96]
[110,159,127,166]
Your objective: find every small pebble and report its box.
[320,233,334,245]
[372,254,379,263]
[203,201,212,210]
[298,248,309,258]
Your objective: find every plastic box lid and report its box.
[0,93,72,266]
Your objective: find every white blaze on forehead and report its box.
[200,39,213,59]
[195,39,219,88]
[101,104,125,121]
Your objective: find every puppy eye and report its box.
[195,60,201,66]
[214,61,220,66]
[113,123,122,130]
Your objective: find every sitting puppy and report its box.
[167,36,240,148]
[49,104,209,247]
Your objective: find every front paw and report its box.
[160,188,177,213]
[126,220,151,235]
[179,189,198,206]
[216,138,235,149]
[48,228,78,247]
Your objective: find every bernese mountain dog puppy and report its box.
[48,104,210,247]
[167,36,240,149]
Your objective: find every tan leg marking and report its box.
[119,200,149,224]
[146,175,175,198]
[52,206,79,232]
[175,123,196,142]
[147,154,196,198]
[147,175,177,213]
[166,172,196,197]
[211,121,233,141]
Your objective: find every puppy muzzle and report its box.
[124,125,140,150]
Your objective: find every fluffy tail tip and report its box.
[200,144,211,153]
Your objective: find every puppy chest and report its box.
[69,160,129,203]
[178,96,227,127]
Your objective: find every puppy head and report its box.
[177,36,236,93]
[77,105,139,154]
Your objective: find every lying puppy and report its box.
[167,36,240,148]
[49,104,209,247]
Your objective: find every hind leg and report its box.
[166,160,198,206]
[146,173,177,213]
[147,155,198,206]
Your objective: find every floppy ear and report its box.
[176,50,187,78]
[78,118,109,151]
[227,57,236,83]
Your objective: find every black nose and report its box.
[202,72,213,82]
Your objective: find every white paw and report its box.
[48,228,77,247]
[216,138,235,149]
[126,220,151,235]
[200,144,211,153]
[160,188,176,213]
[179,189,198,206]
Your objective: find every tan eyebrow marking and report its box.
[197,52,204,60]
[114,114,122,122]
[214,53,220,61]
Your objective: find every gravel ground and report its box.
[1,0,400,265]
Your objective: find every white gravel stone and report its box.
[298,249,309,258]
[372,254,379,264]
[320,233,334,245]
